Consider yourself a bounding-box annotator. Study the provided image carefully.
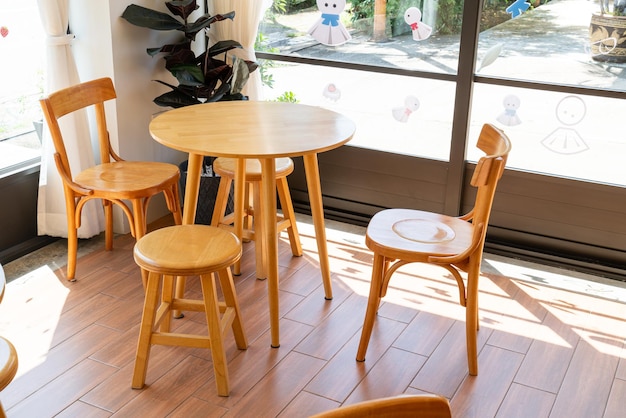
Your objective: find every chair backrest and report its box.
[309,394,452,418]
[39,77,118,180]
[466,123,512,256]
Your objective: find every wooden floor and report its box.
[2,216,626,417]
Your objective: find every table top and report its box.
[149,101,356,158]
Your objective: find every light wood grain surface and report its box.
[149,101,356,158]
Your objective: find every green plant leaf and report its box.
[170,65,205,86]
[185,12,236,39]
[147,40,191,57]
[207,40,243,57]
[121,4,184,31]
[154,90,202,108]
[165,0,198,20]
[230,56,250,95]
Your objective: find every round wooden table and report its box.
[150,101,356,347]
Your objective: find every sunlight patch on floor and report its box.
[0,265,68,379]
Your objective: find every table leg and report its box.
[182,153,203,225]
[303,153,333,300]
[175,153,203,318]
[232,159,246,275]
[260,157,280,347]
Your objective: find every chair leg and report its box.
[66,203,79,282]
[164,184,183,225]
[276,177,303,257]
[200,272,230,396]
[356,253,386,362]
[466,266,481,376]
[132,270,161,389]
[104,200,114,251]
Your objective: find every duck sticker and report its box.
[404,7,432,41]
[308,0,351,46]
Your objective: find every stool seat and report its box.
[212,157,302,279]
[134,224,241,275]
[132,225,247,397]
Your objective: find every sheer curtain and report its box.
[36,0,104,238]
[208,0,272,100]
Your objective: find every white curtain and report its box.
[208,0,273,100]
[36,0,104,238]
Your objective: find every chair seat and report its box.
[133,225,241,276]
[213,157,294,180]
[366,208,474,260]
[75,161,180,195]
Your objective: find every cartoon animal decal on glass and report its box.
[322,83,341,102]
[392,96,420,122]
[506,0,531,18]
[497,94,522,126]
[541,95,589,154]
[404,7,432,41]
[308,0,351,46]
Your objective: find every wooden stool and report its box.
[131,225,247,397]
[211,157,303,279]
[0,336,18,418]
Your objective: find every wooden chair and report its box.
[309,394,452,418]
[132,225,247,396]
[211,157,302,278]
[39,77,182,281]
[356,123,512,376]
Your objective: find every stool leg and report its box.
[276,177,303,257]
[211,176,233,226]
[132,270,161,389]
[217,267,248,349]
[200,272,231,396]
[161,274,175,332]
[173,276,185,319]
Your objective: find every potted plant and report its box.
[589,0,626,63]
[122,0,259,223]
[121,0,258,107]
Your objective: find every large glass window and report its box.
[261,62,454,160]
[257,0,468,160]
[469,85,626,186]
[260,0,463,74]
[0,1,44,174]
[257,0,626,187]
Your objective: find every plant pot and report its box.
[589,13,626,63]
[178,156,233,225]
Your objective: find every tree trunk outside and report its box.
[372,0,388,42]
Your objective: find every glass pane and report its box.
[261,61,453,160]
[0,0,44,173]
[258,0,463,75]
[469,84,626,186]
[478,0,626,91]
